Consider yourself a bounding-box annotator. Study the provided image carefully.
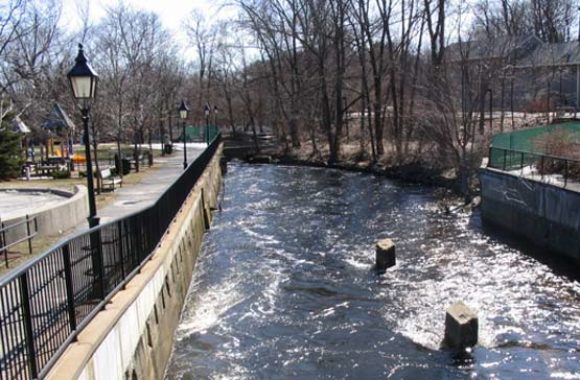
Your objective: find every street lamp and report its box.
[179,100,189,169]
[67,43,99,228]
[204,103,211,145]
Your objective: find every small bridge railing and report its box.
[0,134,221,380]
[488,146,580,189]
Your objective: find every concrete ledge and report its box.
[480,167,580,263]
[47,145,223,380]
[1,186,89,244]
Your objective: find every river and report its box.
[166,163,580,379]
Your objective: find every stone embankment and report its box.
[47,145,223,380]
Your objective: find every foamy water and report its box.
[167,163,580,379]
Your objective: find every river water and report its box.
[166,163,580,379]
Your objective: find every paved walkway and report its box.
[75,143,207,231]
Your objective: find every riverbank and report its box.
[222,133,481,204]
[271,154,459,188]
[242,142,468,196]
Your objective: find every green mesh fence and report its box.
[489,122,580,168]
[207,125,219,142]
[177,125,219,143]
[489,147,542,171]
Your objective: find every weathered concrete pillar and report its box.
[444,302,478,349]
[375,239,396,271]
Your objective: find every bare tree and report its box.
[184,10,220,120]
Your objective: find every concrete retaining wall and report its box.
[47,145,223,380]
[1,186,89,244]
[480,168,580,262]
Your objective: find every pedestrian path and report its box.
[76,143,207,230]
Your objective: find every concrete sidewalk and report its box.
[76,143,207,230]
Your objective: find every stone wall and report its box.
[47,145,223,380]
[480,167,580,263]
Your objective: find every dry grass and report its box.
[0,228,75,276]
[534,130,580,180]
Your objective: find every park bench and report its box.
[129,153,147,171]
[98,167,122,191]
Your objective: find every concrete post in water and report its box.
[375,239,396,271]
[444,302,478,349]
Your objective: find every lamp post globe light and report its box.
[67,43,99,228]
[179,100,189,169]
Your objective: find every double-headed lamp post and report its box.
[68,44,99,228]
[179,100,189,169]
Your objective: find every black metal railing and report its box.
[488,146,580,189]
[0,134,221,380]
[1,216,38,268]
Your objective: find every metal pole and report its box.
[182,121,187,169]
[576,64,580,109]
[82,106,104,300]
[578,6,580,43]
[62,243,77,332]
[565,159,568,187]
[488,88,493,133]
[20,273,38,378]
[160,122,165,157]
[26,215,32,255]
[206,114,210,145]
[82,107,98,228]
[511,75,515,130]
[1,220,7,267]
[117,221,125,278]
[559,69,563,107]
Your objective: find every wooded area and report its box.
[1,0,579,194]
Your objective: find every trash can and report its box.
[121,158,131,175]
[164,143,173,154]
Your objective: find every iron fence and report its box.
[488,146,580,189]
[0,133,221,379]
[1,216,38,268]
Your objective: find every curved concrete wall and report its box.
[1,186,89,244]
[47,145,223,380]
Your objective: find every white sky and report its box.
[60,0,236,59]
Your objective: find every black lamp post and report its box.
[204,103,211,145]
[578,6,580,43]
[68,43,99,228]
[179,100,189,169]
